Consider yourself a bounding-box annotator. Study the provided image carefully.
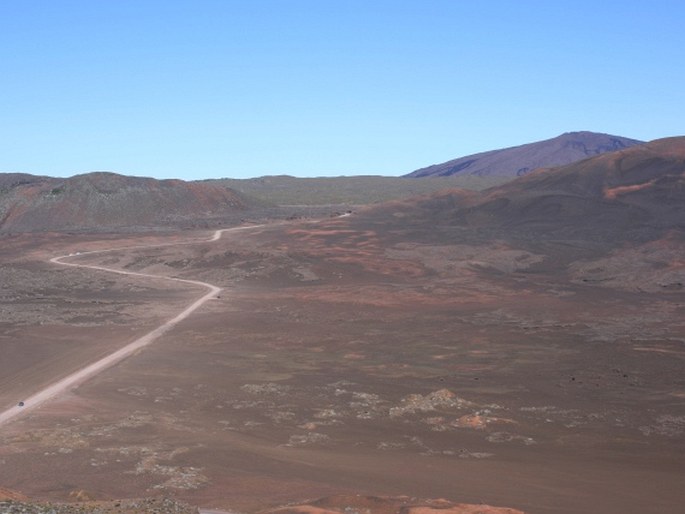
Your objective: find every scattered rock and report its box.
[241,383,292,396]
[486,432,535,445]
[639,414,685,437]
[389,389,473,417]
[265,495,525,514]
[286,432,330,447]
[0,497,198,514]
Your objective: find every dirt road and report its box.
[0,225,261,428]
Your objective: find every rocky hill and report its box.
[0,173,49,189]
[385,136,685,242]
[347,135,685,298]
[0,172,247,232]
[406,131,644,178]
[361,135,685,296]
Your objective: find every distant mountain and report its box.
[406,131,644,178]
[356,136,685,293]
[373,136,685,243]
[0,172,246,232]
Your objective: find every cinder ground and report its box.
[0,218,684,514]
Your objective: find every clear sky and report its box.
[1,1,684,180]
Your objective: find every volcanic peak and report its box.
[406,131,644,178]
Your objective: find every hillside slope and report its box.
[0,172,246,232]
[386,136,684,241]
[354,135,685,295]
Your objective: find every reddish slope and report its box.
[375,136,685,244]
[0,172,246,232]
[0,486,27,501]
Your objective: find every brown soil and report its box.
[0,217,683,514]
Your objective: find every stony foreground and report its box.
[0,498,197,514]
[0,495,525,514]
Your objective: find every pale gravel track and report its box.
[0,225,263,428]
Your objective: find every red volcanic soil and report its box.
[0,213,683,513]
[0,486,27,501]
[603,179,657,199]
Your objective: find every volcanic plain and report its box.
[1,138,685,514]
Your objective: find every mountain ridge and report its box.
[0,172,247,232]
[406,131,644,178]
[374,136,685,246]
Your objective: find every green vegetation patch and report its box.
[204,175,509,206]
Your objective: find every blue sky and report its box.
[1,1,683,180]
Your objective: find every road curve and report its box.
[0,225,262,428]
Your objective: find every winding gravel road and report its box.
[0,225,262,428]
